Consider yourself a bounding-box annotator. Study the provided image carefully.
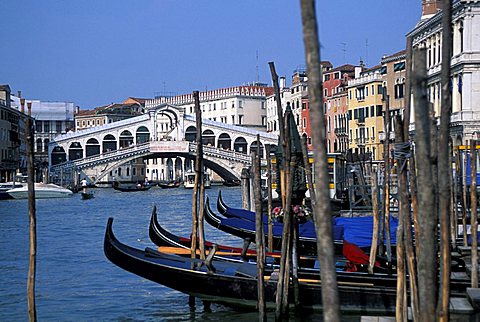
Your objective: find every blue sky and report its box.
[1,1,421,109]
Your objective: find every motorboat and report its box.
[7,183,73,199]
[183,171,211,189]
[0,182,27,200]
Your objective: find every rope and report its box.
[393,142,412,172]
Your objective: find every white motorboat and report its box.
[183,171,211,189]
[0,182,27,200]
[7,183,73,199]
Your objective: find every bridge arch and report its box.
[233,137,247,154]
[51,146,66,165]
[136,126,150,144]
[68,142,83,161]
[202,129,215,146]
[119,130,134,148]
[185,126,196,142]
[217,133,231,150]
[102,134,117,153]
[86,138,100,157]
[249,141,264,158]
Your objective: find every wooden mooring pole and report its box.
[299,0,341,320]
[265,144,274,252]
[471,140,478,288]
[26,100,37,322]
[253,135,266,321]
[189,90,204,307]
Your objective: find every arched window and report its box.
[102,134,117,153]
[86,138,100,157]
[68,142,83,161]
[185,126,197,142]
[136,126,150,144]
[51,146,66,165]
[202,129,215,146]
[249,141,264,158]
[234,137,247,154]
[36,139,42,153]
[217,133,231,150]
[119,130,134,148]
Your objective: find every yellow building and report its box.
[347,66,385,161]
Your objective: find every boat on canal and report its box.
[183,171,211,189]
[158,181,181,189]
[112,181,152,192]
[105,217,401,313]
[6,182,74,199]
[204,196,344,254]
[81,191,95,200]
[0,182,27,200]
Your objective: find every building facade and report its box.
[408,0,480,145]
[347,66,385,160]
[0,86,28,181]
[75,103,143,131]
[324,64,357,153]
[10,96,76,172]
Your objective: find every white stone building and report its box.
[408,0,480,145]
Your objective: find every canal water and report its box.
[0,185,346,321]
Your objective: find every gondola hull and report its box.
[81,192,95,200]
[113,182,152,192]
[105,217,402,313]
[205,197,343,254]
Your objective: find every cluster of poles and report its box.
[188,1,478,322]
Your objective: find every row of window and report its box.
[0,109,20,124]
[350,84,384,101]
[349,105,383,120]
[76,118,106,128]
[35,120,70,133]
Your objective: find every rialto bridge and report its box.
[48,104,277,185]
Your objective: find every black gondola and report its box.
[104,217,405,313]
[222,179,241,187]
[158,181,181,189]
[81,191,95,200]
[112,181,152,192]
[204,196,345,254]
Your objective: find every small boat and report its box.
[112,181,152,192]
[222,179,240,187]
[7,183,73,199]
[0,182,27,200]
[158,181,181,189]
[183,171,211,189]
[81,191,95,200]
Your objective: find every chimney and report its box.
[20,98,25,114]
[279,76,286,89]
[27,102,32,116]
[17,90,21,98]
[422,0,443,19]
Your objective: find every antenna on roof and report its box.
[255,50,259,84]
[365,38,369,66]
[341,42,347,63]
